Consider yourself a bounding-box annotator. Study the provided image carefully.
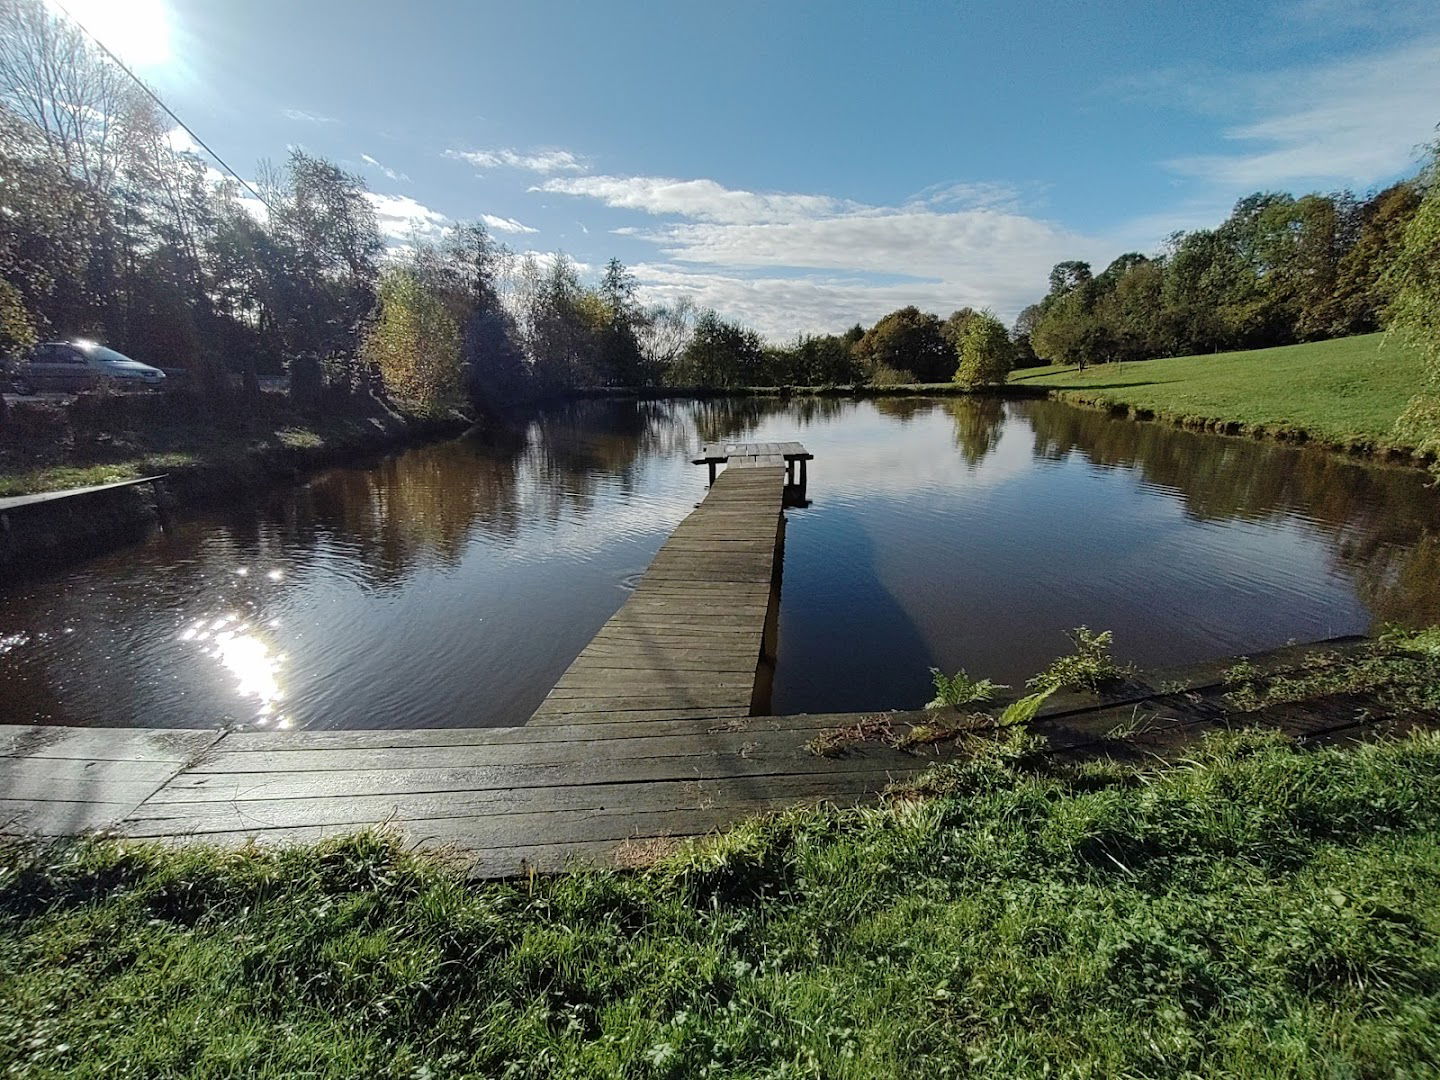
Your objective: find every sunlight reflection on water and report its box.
[2,397,1438,730]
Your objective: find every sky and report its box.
[64,0,1440,339]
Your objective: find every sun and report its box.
[48,0,172,68]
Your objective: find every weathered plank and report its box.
[0,727,225,836]
[208,714,842,753]
[528,464,788,727]
[123,773,896,836]
[147,745,922,804]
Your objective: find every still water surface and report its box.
[2,396,1437,729]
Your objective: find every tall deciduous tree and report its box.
[953,310,1014,387]
[362,265,460,410]
[1384,143,1440,456]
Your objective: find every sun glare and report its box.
[49,0,172,68]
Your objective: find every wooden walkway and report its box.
[529,463,789,725]
[1,445,1427,877]
[2,639,1428,875]
[2,638,1421,877]
[692,440,812,485]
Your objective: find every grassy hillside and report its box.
[1010,333,1427,456]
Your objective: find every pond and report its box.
[2,396,1437,729]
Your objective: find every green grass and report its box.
[0,402,428,497]
[5,730,1440,1078]
[1010,333,1427,454]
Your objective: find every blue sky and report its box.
[81,0,1440,338]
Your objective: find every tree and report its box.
[362,265,460,410]
[596,258,646,385]
[794,332,860,385]
[671,310,763,387]
[953,310,1013,387]
[1336,182,1422,333]
[1098,256,1165,362]
[1384,142,1440,456]
[1048,261,1093,295]
[1010,305,1042,368]
[853,306,951,382]
[940,307,979,351]
[636,296,696,383]
[0,276,36,357]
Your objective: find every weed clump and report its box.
[926,667,1005,709]
[1027,626,1128,693]
[1225,629,1440,714]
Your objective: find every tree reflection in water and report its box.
[2,394,1437,730]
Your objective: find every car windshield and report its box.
[73,343,138,365]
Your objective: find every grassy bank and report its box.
[0,392,469,498]
[1009,333,1427,458]
[3,727,1440,1077]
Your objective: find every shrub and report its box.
[953,310,1014,388]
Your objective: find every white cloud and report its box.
[1277,0,1440,34]
[361,153,408,183]
[445,147,588,174]
[164,126,202,156]
[281,107,337,125]
[906,180,1027,212]
[1164,37,1440,188]
[542,172,1090,333]
[537,174,861,224]
[364,192,449,241]
[629,264,976,339]
[480,213,538,235]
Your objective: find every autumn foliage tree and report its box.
[362,266,460,411]
[1384,142,1440,456]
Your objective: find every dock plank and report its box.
[528,464,787,727]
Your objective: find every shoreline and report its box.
[0,406,473,579]
[1028,386,1435,467]
[2,368,1431,580]
[561,381,1436,468]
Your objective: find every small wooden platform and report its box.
[692,441,812,485]
[528,463,789,726]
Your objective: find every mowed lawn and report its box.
[1010,333,1424,451]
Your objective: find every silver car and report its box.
[10,340,167,394]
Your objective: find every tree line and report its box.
[2,0,1433,425]
[0,0,1023,413]
[1021,177,1427,370]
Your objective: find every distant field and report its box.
[1010,333,1425,454]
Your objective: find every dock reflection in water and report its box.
[1,396,1437,729]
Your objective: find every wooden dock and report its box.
[1,440,1425,878]
[692,440,812,486]
[0,637,1422,877]
[530,462,788,725]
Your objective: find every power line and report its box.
[49,0,278,216]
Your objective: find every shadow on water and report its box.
[771,501,938,715]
